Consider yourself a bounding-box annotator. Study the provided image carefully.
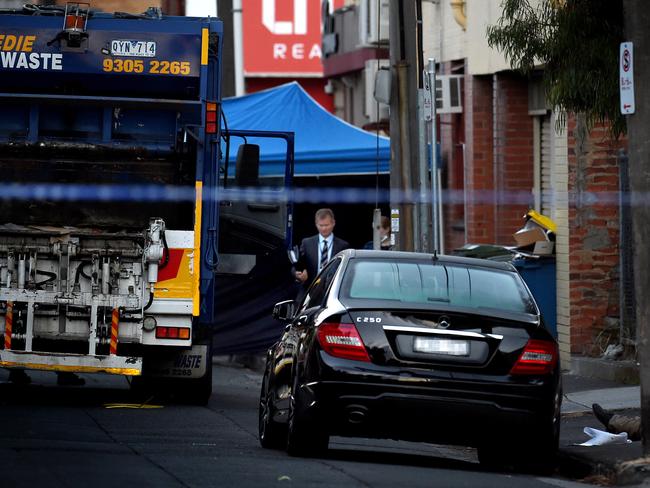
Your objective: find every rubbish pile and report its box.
[512,209,556,256]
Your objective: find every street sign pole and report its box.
[427,58,439,252]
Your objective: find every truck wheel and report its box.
[181,360,213,405]
[259,366,287,449]
[286,376,328,457]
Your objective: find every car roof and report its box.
[340,249,517,272]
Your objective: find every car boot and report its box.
[57,372,85,386]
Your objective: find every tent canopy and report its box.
[221,82,390,177]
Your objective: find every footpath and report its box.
[559,356,646,486]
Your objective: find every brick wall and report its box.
[567,114,626,354]
[492,72,534,244]
[464,73,533,245]
[464,75,496,243]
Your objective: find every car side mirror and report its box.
[273,299,296,321]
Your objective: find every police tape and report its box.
[0,183,633,205]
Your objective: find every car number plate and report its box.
[110,40,156,57]
[413,337,469,356]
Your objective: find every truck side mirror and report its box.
[272,300,296,321]
[235,143,260,187]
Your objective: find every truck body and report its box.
[0,4,294,402]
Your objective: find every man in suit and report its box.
[295,208,349,292]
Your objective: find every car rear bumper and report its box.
[300,353,559,446]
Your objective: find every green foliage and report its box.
[487,0,625,137]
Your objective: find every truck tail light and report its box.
[206,102,218,134]
[156,327,190,340]
[317,322,370,362]
[510,339,558,375]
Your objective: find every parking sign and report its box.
[620,42,635,115]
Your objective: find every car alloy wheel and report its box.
[258,367,287,449]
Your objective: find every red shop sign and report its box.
[243,0,345,76]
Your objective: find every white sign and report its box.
[262,0,307,35]
[110,40,156,58]
[620,42,635,115]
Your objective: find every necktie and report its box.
[320,240,329,269]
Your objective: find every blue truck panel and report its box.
[0,14,214,96]
[0,5,293,400]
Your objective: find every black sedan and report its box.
[259,250,561,470]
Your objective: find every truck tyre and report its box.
[182,358,213,405]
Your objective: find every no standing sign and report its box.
[620,42,635,115]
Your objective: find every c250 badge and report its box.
[356,316,382,323]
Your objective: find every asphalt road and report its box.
[0,364,591,488]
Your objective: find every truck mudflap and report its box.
[0,350,142,376]
[143,344,208,379]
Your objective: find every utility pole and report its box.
[389,0,430,252]
[623,0,650,456]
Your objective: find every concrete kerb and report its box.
[570,356,640,385]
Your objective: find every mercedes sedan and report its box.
[259,250,561,470]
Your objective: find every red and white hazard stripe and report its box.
[109,308,119,355]
[4,301,12,350]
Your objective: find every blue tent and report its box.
[221,82,390,176]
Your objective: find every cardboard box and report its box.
[533,240,554,255]
[513,226,547,247]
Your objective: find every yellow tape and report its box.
[0,361,141,376]
[201,28,209,66]
[193,181,202,316]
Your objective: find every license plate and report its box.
[110,40,156,57]
[413,337,469,356]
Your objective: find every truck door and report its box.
[211,130,296,354]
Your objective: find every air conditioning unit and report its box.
[435,75,463,114]
[365,59,390,123]
[359,0,389,46]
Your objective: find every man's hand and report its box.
[295,269,308,283]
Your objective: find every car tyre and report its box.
[286,376,328,457]
[259,366,287,449]
[528,388,562,473]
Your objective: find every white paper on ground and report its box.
[577,427,632,446]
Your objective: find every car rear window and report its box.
[340,260,536,314]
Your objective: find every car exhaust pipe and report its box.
[345,405,368,424]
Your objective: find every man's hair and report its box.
[315,208,335,221]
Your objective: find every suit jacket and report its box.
[297,234,349,288]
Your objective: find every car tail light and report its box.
[317,322,370,362]
[510,339,558,375]
[156,326,190,340]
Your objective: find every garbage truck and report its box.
[0,3,295,403]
